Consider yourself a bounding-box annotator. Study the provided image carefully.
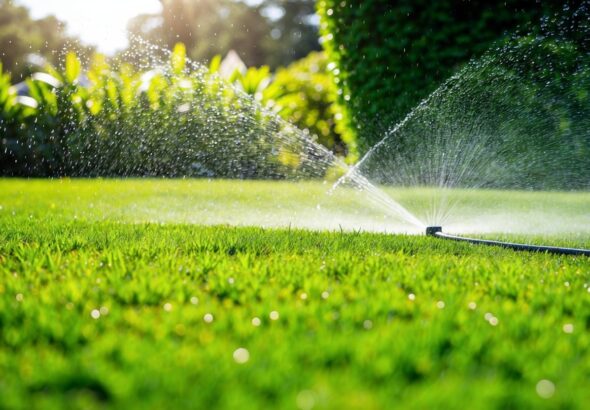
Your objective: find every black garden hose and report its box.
[426,226,590,257]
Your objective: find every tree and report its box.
[0,0,91,80]
[259,0,321,68]
[126,0,320,68]
[128,0,271,67]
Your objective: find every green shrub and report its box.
[215,52,358,161]
[316,0,563,151]
[0,62,62,175]
[263,52,357,161]
[1,45,343,178]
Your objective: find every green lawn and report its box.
[1,179,590,409]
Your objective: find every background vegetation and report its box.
[0,0,588,183]
[0,43,355,177]
[128,0,320,69]
[0,0,93,80]
[316,0,587,150]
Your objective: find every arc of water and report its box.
[331,70,466,193]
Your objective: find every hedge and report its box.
[316,0,563,151]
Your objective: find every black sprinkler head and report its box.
[426,226,442,236]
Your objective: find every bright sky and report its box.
[17,1,268,54]
[17,0,163,54]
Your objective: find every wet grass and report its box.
[1,179,590,409]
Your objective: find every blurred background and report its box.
[3,0,321,74]
[1,0,586,177]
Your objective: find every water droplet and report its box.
[296,390,316,410]
[233,348,250,364]
[536,379,555,398]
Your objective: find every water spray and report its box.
[426,226,590,257]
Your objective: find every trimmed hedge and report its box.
[316,0,561,151]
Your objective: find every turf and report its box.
[1,179,590,409]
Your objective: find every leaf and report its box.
[170,43,186,76]
[209,55,222,74]
[65,52,82,84]
[106,78,120,110]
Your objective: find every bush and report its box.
[0,45,345,178]
[263,52,357,161]
[316,0,564,151]
[215,52,358,161]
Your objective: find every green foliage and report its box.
[64,52,82,84]
[230,65,272,97]
[1,179,590,408]
[1,46,352,177]
[316,1,568,150]
[0,63,20,120]
[170,43,187,76]
[216,52,357,160]
[264,52,357,159]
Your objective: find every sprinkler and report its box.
[426,226,590,257]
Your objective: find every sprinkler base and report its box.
[425,226,442,236]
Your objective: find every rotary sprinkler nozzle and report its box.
[426,226,442,236]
